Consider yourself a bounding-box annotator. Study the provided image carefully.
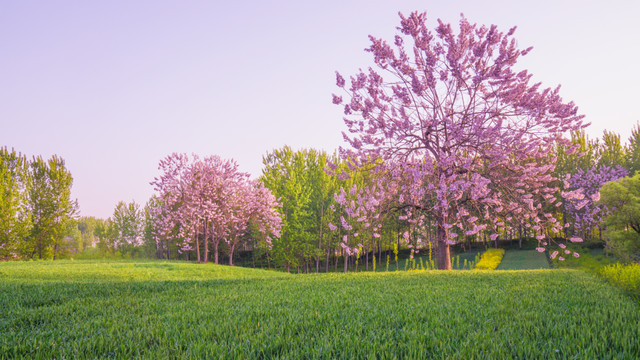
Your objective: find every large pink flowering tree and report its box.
[333,12,587,269]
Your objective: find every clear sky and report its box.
[1,0,639,219]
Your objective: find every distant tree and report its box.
[260,147,344,272]
[111,200,143,256]
[26,155,77,259]
[597,130,625,169]
[625,122,640,175]
[152,153,281,265]
[599,173,640,262]
[555,130,599,176]
[0,147,30,260]
[261,147,314,272]
[333,12,587,269]
[77,216,99,252]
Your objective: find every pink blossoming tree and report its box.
[151,153,281,264]
[333,12,587,269]
[563,165,628,253]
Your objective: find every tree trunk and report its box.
[195,227,201,264]
[229,243,235,266]
[213,241,219,264]
[365,249,369,271]
[317,203,323,273]
[325,247,330,273]
[203,221,209,263]
[343,249,348,273]
[436,223,452,270]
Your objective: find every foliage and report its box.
[0,147,29,260]
[0,149,78,260]
[599,173,640,262]
[563,165,628,243]
[111,200,144,251]
[600,263,640,302]
[625,122,640,175]
[0,261,639,358]
[474,248,505,270]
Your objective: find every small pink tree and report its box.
[563,165,628,255]
[333,12,587,269]
[151,153,281,264]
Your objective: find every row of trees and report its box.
[4,12,638,268]
[0,147,77,260]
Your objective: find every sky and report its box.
[1,0,639,219]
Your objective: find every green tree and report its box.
[555,130,599,176]
[111,200,143,257]
[599,173,640,262]
[261,146,314,272]
[26,155,77,259]
[77,216,99,252]
[0,147,30,259]
[625,122,640,175]
[598,130,626,169]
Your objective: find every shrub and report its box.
[600,263,640,302]
[474,248,505,270]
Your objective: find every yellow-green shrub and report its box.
[474,248,505,270]
[600,263,640,301]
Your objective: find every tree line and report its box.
[0,148,76,260]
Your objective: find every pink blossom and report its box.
[536,247,545,252]
[550,251,558,259]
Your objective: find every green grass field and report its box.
[1,260,639,359]
[497,250,550,270]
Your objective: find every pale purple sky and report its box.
[2,0,639,219]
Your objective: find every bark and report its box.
[325,247,330,273]
[229,242,235,266]
[213,241,219,264]
[365,249,369,271]
[344,250,348,273]
[436,223,452,270]
[195,226,201,264]
[203,221,209,263]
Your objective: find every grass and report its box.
[1,260,639,359]
[497,250,550,270]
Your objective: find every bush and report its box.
[474,248,505,270]
[600,263,640,302]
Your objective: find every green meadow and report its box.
[1,260,639,359]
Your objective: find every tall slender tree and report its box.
[0,147,29,259]
[26,155,77,259]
